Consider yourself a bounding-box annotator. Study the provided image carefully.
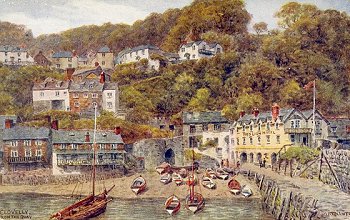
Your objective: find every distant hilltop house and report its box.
[33,51,51,67]
[0,45,34,66]
[115,44,178,70]
[178,40,223,61]
[93,46,114,69]
[33,69,120,117]
[51,51,78,70]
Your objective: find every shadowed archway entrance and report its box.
[249,153,254,163]
[240,152,247,163]
[164,148,175,165]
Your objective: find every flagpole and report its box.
[312,80,316,148]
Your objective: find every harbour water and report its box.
[0,193,273,220]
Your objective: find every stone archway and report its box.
[240,152,247,163]
[249,153,254,163]
[257,153,262,163]
[164,148,175,165]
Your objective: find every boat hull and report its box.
[165,195,181,216]
[228,179,241,195]
[185,193,205,214]
[241,186,253,197]
[131,177,147,195]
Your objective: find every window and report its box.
[242,126,246,132]
[295,120,301,128]
[55,91,60,97]
[71,144,78,150]
[63,91,67,95]
[73,93,79,98]
[36,149,42,157]
[107,92,112,98]
[25,149,31,157]
[192,54,196,59]
[257,136,261,145]
[107,102,112,109]
[217,48,221,53]
[24,140,31,146]
[102,53,106,57]
[92,102,98,107]
[258,124,261,131]
[102,61,105,65]
[267,123,270,131]
[60,144,67,149]
[18,52,21,56]
[181,48,185,52]
[130,52,132,58]
[190,125,196,134]
[275,123,279,130]
[92,93,98,98]
[231,138,235,145]
[290,134,295,143]
[11,150,18,157]
[242,137,246,145]
[276,135,280,144]
[331,127,337,133]
[5,59,7,63]
[10,141,18,147]
[214,138,219,144]
[68,58,72,62]
[111,144,116,149]
[250,125,253,131]
[249,137,253,145]
[266,135,270,144]
[68,64,72,68]
[35,140,42,146]
[202,124,208,131]
[192,45,195,50]
[315,120,321,134]
[56,64,60,68]
[5,52,7,56]
[40,92,44,97]
[142,49,145,55]
[74,102,79,107]
[18,58,21,63]
[83,93,88,98]
[237,138,240,145]
[99,144,105,150]
[83,61,87,65]
[214,124,221,131]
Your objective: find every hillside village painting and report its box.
[0,0,349,219]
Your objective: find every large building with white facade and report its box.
[178,41,223,61]
[0,45,33,66]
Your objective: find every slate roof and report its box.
[52,129,124,144]
[3,126,50,140]
[0,45,27,52]
[183,111,228,124]
[52,51,73,58]
[69,79,104,92]
[98,46,111,53]
[0,115,17,129]
[237,108,295,124]
[33,77,70,90]
[117,45,160,57]
[103,82,118,90]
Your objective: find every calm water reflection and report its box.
[0,193,273,220]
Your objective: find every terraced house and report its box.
[52,128,125,175]
[51,51,78,70]
[0,45,33,66]
[2,124,52,172]
[229,104,329,166]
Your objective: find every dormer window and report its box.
[55,82,61,87]
[102,53,106,57]
[331,127,337,133]
[181,48,185,52]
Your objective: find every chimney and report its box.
[272,103,280,121]
[100,71,105,83]
[239,110,245,118]
[72,50,77,57]
[51,120,59,130]
[4,119,13,129]
[252,108,259,117]
[114,126,121,135]
[65,68,75,81]
[85,132,90,142]
[95,62,99,67]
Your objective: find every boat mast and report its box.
[92,106,97,196]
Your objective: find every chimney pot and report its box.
[5,119,13,129]
[272,103,280,121]
[85,132,90,142]
[51,120,59,130]
[95,62,99,67]
[239,111,245,118]
[114,126,121,135]
[65,68,75,81]
[100,71,105,83]
[252,108,259,117]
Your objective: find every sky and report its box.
[0,0,349,36]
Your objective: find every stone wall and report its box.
[242,170,320,219]
[132,136,184,171]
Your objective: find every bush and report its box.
[280,146,320,164]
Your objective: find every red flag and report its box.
[303,81,315,90]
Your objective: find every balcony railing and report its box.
[57,158,123,166]
[198,49,214,55]
[55,149,125,154]
[284,128,313,134]
[7,156,44,163]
